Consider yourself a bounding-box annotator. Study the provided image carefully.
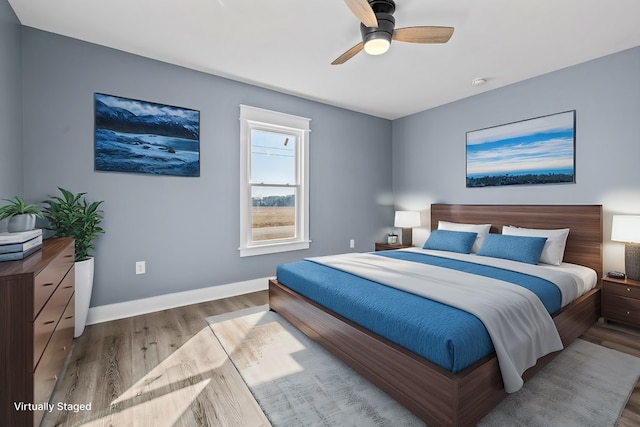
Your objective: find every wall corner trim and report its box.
[86,277,270,325]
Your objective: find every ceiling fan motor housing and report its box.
[360,0,396,48]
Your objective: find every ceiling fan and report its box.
[332,0,454,65]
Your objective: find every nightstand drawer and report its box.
[602,293,640,326]
[603,280,640,299]
[375,243,412,251]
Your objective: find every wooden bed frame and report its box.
[269,204,602,426]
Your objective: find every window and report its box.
[239,105,311,257]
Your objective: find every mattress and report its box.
[275,248,596,373]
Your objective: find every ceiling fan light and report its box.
[364,38,390,55]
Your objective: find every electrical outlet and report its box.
[136,261,146,275]
[349,239,355,249]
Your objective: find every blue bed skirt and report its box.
[276,250,561,373]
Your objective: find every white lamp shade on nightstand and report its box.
[394,211,421,228]
[394,211,421,246]
[611,215,640,281]
[611,215,640,243]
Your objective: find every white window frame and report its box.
[239,105,311,257]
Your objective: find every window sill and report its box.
[239,240,311,257]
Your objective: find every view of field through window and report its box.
[251,205,295,241]
[250,129,296,241]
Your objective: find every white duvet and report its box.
[306,248,596,393]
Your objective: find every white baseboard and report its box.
[86,277,271,325]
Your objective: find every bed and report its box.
[269,204,602,426]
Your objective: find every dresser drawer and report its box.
[603,280,640,300]
[33,294,74,426]
[34,242,74,318]
[602,293,640,327]
[33,269,74,369]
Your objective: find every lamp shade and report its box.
[611,215,640,243]
[394,211,421,228]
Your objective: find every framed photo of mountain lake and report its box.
[466,110,575,188]
[94,93,200,177]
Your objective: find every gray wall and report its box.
[392,47,640,273]
[21,28,392,307]
[0,0,23,231]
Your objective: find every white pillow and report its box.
[438,221,491,253]
[502,226,570,266]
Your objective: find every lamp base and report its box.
[401,228,413,247]
[625,243,640,281]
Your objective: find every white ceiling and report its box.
[8,0,640,119]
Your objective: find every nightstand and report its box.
[375,243,413,251]
[602,276,640,328]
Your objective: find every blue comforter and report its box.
[275,250,562,373]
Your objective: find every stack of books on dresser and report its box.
[0,229,43,262]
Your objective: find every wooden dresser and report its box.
[0,237,75,427]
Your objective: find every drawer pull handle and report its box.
[54,375,58,381]
[626,311,631,315]
[42,282,55,287]
[63,285,73,289]
[43,320,56,325]
[627,288,631,292]
[65,315,73,320]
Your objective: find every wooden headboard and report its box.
[431,204,603,279]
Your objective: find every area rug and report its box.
[207,307,640,427]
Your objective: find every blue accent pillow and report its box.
[477,234,548,265]
[423,229,478,254]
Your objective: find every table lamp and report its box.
[611,215,640,281]
[394,211,421,246]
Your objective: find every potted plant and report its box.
[0,196,44,232]
[42,187,104,337]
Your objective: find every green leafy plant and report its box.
[0,196,44,221]
[42,187,105,262]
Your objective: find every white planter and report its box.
[7,214,36,232]
[74,257,94,337]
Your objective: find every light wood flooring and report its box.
[43,291,271,427]
[42,291,640,427]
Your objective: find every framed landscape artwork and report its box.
[94,93,200,177]
[466,110,576,187]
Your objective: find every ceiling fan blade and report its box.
[343,0,378,28]
[393,26,454,44]
[331,42,365,65]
